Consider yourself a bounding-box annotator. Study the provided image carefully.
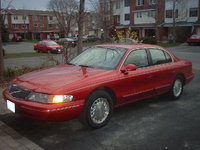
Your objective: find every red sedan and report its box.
[34,40,63,54]
[3,44,194,128]
[187,35,200,45]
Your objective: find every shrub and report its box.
[140,36,157,44]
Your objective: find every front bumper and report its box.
[3,89,84,121]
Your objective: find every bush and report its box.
[1,65,54,83]
[140,36,157,44]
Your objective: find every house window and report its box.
[13,16,18,20]
[115,15,120,23]
[137,0,144,6]
[116,0,120,9]
[189,8,198,17]
[125,14,130,21]
[136,12,142,18]
[40,16,44,21]
[49,16,53,20]
[39,24,44,27]
[166,10,178,18]
[48,24,54,28]
[22,16,26,20]
[149,0,156,5]
[13,24,19,29]
[124,0,130,7]
[148,10,155,18]
[34,24,38,27]
[32,15,37,21]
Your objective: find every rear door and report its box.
[147,48,176,95]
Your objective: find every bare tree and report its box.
[0,0,13,81]
[172,0,177,43]
[89,0,112,42]
[77,0,85,54]
[48,0,78,37]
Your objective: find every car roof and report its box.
[96,44,166,50]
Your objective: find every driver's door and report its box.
[117,49,156,103]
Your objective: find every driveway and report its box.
[168,43,200,69]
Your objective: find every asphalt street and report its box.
[0,43,200,150]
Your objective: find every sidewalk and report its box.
[0,88,44,150]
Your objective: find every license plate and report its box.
[7,100,15,113]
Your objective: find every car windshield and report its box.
[46,41,58,46]
[191,35,200,39]
[69,46,127,70]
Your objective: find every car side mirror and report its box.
[121,64,137,74]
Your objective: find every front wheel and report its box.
[80,90,113,129]
[169,76,184,100]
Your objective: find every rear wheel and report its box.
[169,76,184,100]
[80,90,113,129]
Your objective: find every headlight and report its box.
[28,92,50,103]
[27,92,73,103]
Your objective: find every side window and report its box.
[149,49,172,65]
[124,49,149,68]
[164,51,172,63]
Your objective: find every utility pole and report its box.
[77,0,85,54]
[172,0,176,43]
[0,0,5,81]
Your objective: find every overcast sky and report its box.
[2,0,92,11]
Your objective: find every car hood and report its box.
[13,64,113,94]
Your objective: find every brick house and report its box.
[3,9,99,40]
[3,9,60,40]
[111,0,200,41]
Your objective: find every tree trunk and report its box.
[172,0,176,43]
[77,0,85,54]
[0,0,5,81]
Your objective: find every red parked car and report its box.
[3,44,194,128]
[34,40,63,54]
[187,35,200,45]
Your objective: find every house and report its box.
[110,0,200,41]
[2,9,99,40]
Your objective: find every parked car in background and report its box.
[34,40,63,54]
[187,35,200,45]
[86,35,99,42]
[3,44,194,129]
[12,35,22,42]
[57,38,77,47]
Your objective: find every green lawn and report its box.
[5,52,56,59]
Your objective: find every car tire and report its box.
[168,76,184,100]
[188,42,191,46]
[80,90,113,129]
[35,49,40,53]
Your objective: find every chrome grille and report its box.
[9,84,30,100]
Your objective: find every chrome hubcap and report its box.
[173,79,182,97]
[90,98,110,124]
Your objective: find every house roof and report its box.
[4,9,54,16]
